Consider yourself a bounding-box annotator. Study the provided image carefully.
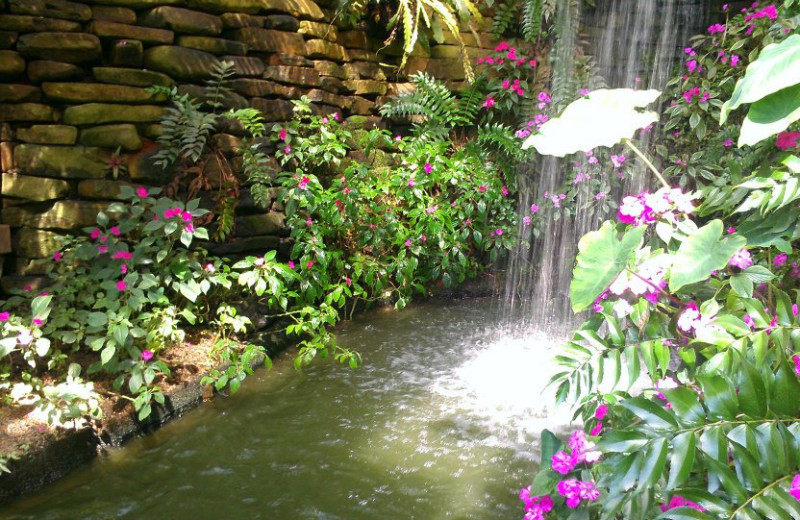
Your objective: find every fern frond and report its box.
[521,0,544,42]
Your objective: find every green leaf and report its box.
[620,396,678,431]
[669,220,747,292]
[661,387,705,426]
[522,88,660,155]
[570,222,645,312]
[737,360,767,417]
[667,431,696,490]
[100,344,116,365]
[87,311,108,328]
[770,361,800,416]
[740,83,800,147]
[598,430,650,452]
[730,274,754,297]
[540,429,564,463]
[638,437,669,490]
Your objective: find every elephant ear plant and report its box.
[518,31,800,520]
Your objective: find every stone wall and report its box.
[0,0,492,291]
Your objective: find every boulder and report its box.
[2,201,109,230]
[0,50,25,79]
[16,125,77,145]
[127,148,172,183]
[220,13,263,28]
[177,35,247,56]
[17,32,102,63]
[109,39,143,68]
[0,104,54,122]
[27,61,85,83]
[13,228,66,258]
[63,103,164,125]
[2,174,72,201]
[261,0,324,21]
[304,39,348,62]
[263,15,299,31]
[298,21,336,41]
[185,0,262,13]
[88,21,173,45]
[79,124,142,151]
[234,212,286,237]
[337,30,369,49]
[0,85,41,103]
[77,179,135,200]
[83,0,182,7]
[90,6,136,24]
[229,78,299,98]
[222,55,265,77]
[0,31,17,50]
[8,0,92,22]
[140,7,223,35]
[14,144,111,179]
[229,28,306,55]
[0,15,81,32]
[42,83,165,104]
[92,67,174,87]
[305,89,352,110]
[143,45,220,81]
[343,79,387,96]
[313,60,346,79]
[249,98,294,121]
[208,235,280,255]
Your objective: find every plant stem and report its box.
[623,139,670,189]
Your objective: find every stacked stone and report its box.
[0,0,489,291]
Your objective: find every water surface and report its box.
[3,298,573,520]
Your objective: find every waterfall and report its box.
[503,0,713,333]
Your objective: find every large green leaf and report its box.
[669,220,747,292]
[738,83,800,146]
[522,88,660,156]
[570,221,646,312]
[721,35,800,124]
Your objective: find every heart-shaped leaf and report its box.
[669,220,747,292]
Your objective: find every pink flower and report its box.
[595,404,608,420]
[345,276,351,286]
[745,314,756,328]
[405,239,412,247]
[120,264,128,274]
[90,228,101,239]
[661,496,706,513]
[495,228,503,236]
[776,131,800,151]
[523,216,532,226]
[116,280,127,291]
[110,226,120,236]
[181,211,193,223]
[730,55,740,67]
[724,139,733,147]
[618,196,646,224]
[113,251,132,260]
[478,185,487,193]
[678,303,702,332]
[0,311,9,321]
[590,422,603,436]
[408,179,416,188]
[53,251,63,261]
[284,145,291,154]
[729,248,752,269]
[579,88,590,96]
[793,355,800,377]
[288,261,295,269]
[141,349,153,362]
[33,318,43,326]
[420,235,426,242]
[98,245,108,254]
[793,304,799,318]
[775,253,788,266]
[424,163,432,174]
[204,263,216,273]
[530,204,539,214]
[332,112,339,121]
[551,451,576,475]
[727,226,736,233]
[482,95,495,108]
[279,128,287,141]
[137,187,148,198]
[790,474,800,502]
[298,176,310,190]
[557,479,600,508]
[306,261,314,269]
[686,59,698,72]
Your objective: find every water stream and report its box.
[2,298,573,519]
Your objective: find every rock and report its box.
[304,39,348,62]
[222,55,265,77]
[77,179,135,200]
[2,173,72,201]
[79,124,142,151]
[337,30,368,49]
[178,85,248,109]
[298,21,336,41]
[0,224,10,254]
[350,96,376,115]
[343,79,387,96]
[13,228,66,258]
[92,67,174,87]
[261,0,325,21]
[0,30,17,50]
[266,53,312,67]
[14,144,112,179]
[0,85,41,103]
[17,32,102,63]
[140,7,223,35]
[263,65,330,88]
[343,114,384,130]
[305,89,352,110]
[143,45,220,82]
[127,147,172,183]
[263,15,299,31]
[220,13,263,29]
[208,234,280,255]
[0,15,82,32]
[184,0,262,13]
[2,201,109,230]
[109,39,143,68]
[0,103,54,122]
[348,48,379,62]
[0,275,52,294]
[249,98,294,121]
[229,28,306,55]
[91,6,136,24]
[83,0,182,7]
[229,78,299,98]
[88,21,173,45]
[63,104,164,125]
[42,83,165,104]
[177,35,247,56]
[0,50,25,79]
[27,61,85,83]
[431,44,477,59]
[313,60,346,79]
[210,133,243,153]
[234,212,286,237]
[419,58,466,81]
[16,125,77,145]
[8,0,92,22]
[343,61,386,80]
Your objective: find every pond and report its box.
[3,297,573,519]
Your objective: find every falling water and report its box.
[503,0,713,331]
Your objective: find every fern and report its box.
[205,60,236,112]
[521,0,544,42]
[491,0,518,39]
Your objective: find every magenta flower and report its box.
[776,131,800,151]
[579,88,590,96]
[53,251,63,261]
[478,185,487,193]
[482,95,495,108]
[120,264,128,274]
[724,139,733,147]
[306,261,314,269]
[744,314,755,328]
[727,226,736,233]
[288,260,295,269]
[424,163,432,174]
[793,304,799,317]
[595,404,608,420]
[551,450,576,475]
[530,204,539,214]
[98,245,108,254]
[137,187,148,198]
[523,216,532,226]
[90,228,101,239]
[496,228,503,236]
[298,176,310,190]
[113,251,132,260]
[590,422,603,436]
[110,226,121,236]
[730,55,740,67]
[618,196,646,224]
[729,248,753,269]
[686,59,698,72]
[116,280,127,291]
[279,128,287,141]
[345,276,351,286]
[33,318,43,326]
[141,349,153,362]
[408,179,416,188]
[501,185,509,196]
[775,253,788,266]
[660,495,706,512]
[405,239,412,247]
[557,479,600,508]
[0,311,9,321]
[793,355,800,377]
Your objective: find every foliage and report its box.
[520,3,800,518]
